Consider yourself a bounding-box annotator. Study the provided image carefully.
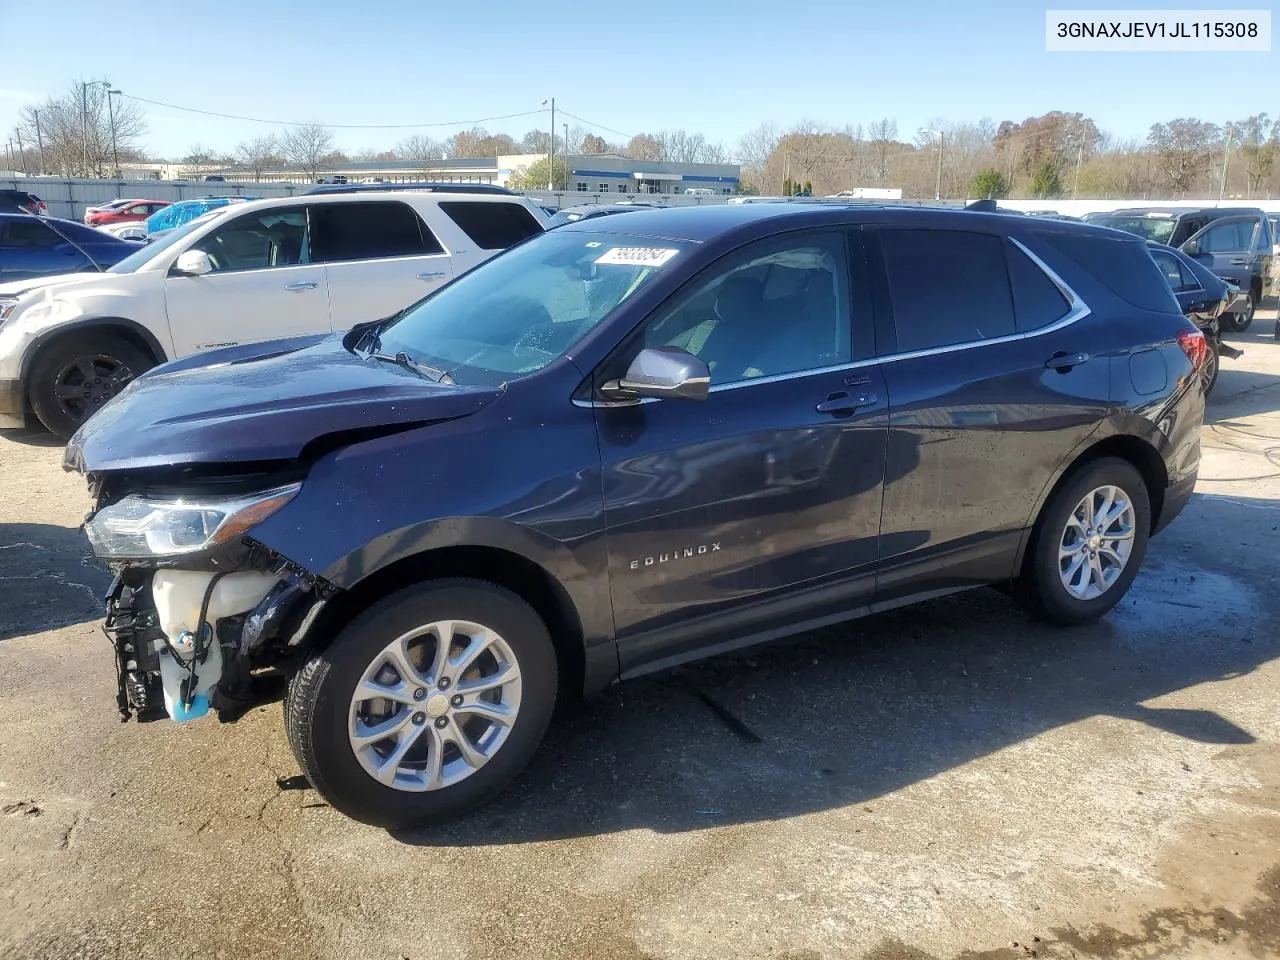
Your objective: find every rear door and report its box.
[309,200,453,329]
[435,200,545,275]
[163,205,331,355]
[1181,216,1258,292]
[866,225,1113,601]
[0,217,91,280]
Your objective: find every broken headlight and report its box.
[85,483,301,559]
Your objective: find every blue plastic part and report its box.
[170,693,210,723]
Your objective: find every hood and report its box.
[0,272,111,298]
[64,334,504,474]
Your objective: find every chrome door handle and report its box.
[284,281,318,291]
[815,391,877,415]
[1045,350,1089,370]
[1227,257,1250,265]
[417,271,447,281]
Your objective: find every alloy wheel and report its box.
[1058,484,1136,600]
[52,355,134,423]
[348,620,522,792]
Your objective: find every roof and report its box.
[554,201,1126,244]
[199,191,538,216]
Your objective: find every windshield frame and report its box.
[368,229,692,387]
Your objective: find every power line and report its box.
[116,93,548,131]
[557,109,635,142]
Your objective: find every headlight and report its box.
[85,483,301,559]
[0,298,19,324]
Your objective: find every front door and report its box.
[1182,216,1261,293]
[163,205,330,356]
[593,229,889,674]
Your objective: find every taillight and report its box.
[1177,328,1208,371]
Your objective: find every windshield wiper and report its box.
[367,351,454,385]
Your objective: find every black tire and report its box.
[1222,296,1254,333]
[286,578,558,828]
[1015,457,1151,626]
[27,333,154,440]
[1202,339,1220,396]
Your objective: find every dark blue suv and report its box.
[67,205,1206,827]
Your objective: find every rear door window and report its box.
[1148,249,1200,292]
[1042,231,1179,313]
[309,201,443,262]
[878,228,1016,352]
[3,218,60,248]
[438,201,544,250]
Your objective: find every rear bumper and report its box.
[0,378,25,429]
[1155,472,1197,536]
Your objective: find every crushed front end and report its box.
[83,466,335,724]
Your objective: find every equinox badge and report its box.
[629,542,722,570]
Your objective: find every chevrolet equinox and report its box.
[67,204,1207,827]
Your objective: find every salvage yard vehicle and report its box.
[0,191,549,437]
[67,204,1206,828]
[1146,240,1246,395]
[0,212,140,282]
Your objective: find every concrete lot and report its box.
[1,320,1278,960]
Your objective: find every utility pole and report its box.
[106,88,120,178]
[33,109,45,175]
[921,129,944,200]
[14,127,27,174]
[80,81,89,177]
[1219,125,1234,201]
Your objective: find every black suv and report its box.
[67,205,1206,827]
[1090,207,1273,330]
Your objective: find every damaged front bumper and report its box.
[103,545,334,724]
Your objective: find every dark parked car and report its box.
[68,204,1206,827]
[1146,241,1247,394]
[546,202,659,228]
[0,213,141,282]
[0,189,47,216]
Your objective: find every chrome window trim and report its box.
[572,235,1093,408]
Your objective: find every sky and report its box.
[0,0,1273,161]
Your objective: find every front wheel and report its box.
[27,333,153,440]
[285,579,558,828]
[1015,457,1151,626]
[1222,296,1254,333]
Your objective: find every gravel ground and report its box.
[1,319,1278,960]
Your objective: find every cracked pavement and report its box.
[1,320,1278,960]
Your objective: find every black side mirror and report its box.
[599,346,710,402]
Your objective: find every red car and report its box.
[86,200,172,226]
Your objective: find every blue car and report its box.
[145,197,256,235]
[69,204,1206,827]
[0,213,140,282]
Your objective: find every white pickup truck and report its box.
[0,191,549,438]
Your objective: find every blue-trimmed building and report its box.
[499,153,741,196]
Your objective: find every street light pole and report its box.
[920,129,944,200]
[541,98,555,190]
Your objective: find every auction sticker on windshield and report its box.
[595,247,680,266]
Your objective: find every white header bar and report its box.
[1046,9,1271,50]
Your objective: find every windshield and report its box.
[1091,215,1177,244]
[105,216,211,274]
[372,230,689,384]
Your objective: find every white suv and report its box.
[0,191,549,438]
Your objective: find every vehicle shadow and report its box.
[394,490,1277,847]
[0,522,109,642]
[0,426,62,449]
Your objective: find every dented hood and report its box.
[64,333,504,474]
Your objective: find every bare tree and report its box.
[579,132,608,154]
[396,134,446,171]
[737,122,779,193]
[868,118,898,184]
[17,80,146,177]
[1149,118,1218,195]
[179,144,217,179]
[520,129,550,154]
[235,134,281,180]
[280,123,336,180]
[625,133,663,161]
[701,141,730,164]
[659,129,708,163]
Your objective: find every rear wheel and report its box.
[1015,457,1151,625]
[28,333,153,439]
[1202,338,1220,395]
[1223,295,1254,333]
[285,578,558,828]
